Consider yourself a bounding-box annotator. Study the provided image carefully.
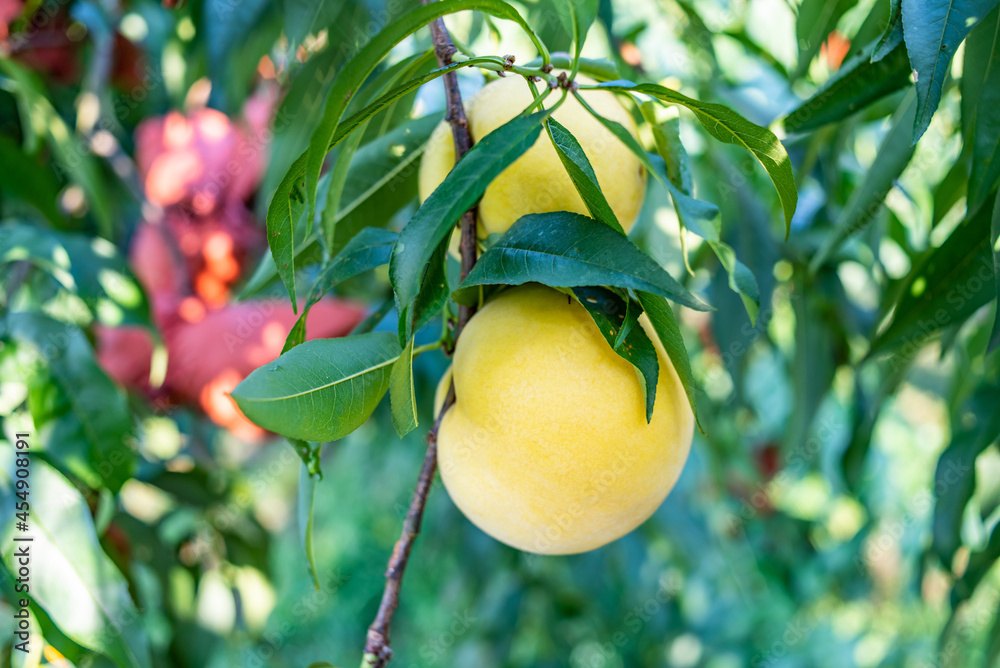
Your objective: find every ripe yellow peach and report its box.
[435,284,693,554]
[419,75,647,237]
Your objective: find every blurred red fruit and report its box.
[98,97,366,440]
[135,107,266,211]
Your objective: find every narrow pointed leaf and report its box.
[546,118,623,232]
[389,338,418,437]
[297,458,321,590]
[454,211,710,311]
[232,332,401,442]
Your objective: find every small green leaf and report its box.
[546,118,623,232]
[389,338,418,437]
[635,291,699,424]
[810,92,917,271]
[0,452,152,668]
[590,82,797,236]
[870,192,998,354]
[783,41,911,134]
[390,111,548,314]
[297,457,321,590]
[454,211,710,312]
[282,227,398,352]
[232,332,401,442]
[901,0,1000,142]
[573,287,659,422]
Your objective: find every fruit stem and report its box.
[360,6,481,668]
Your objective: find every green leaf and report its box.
[931,385,1000,565]
[965,7,1000,213]
[296,454,322,590]
[783,42,912,134]
[283,227,398,352]
[573,287,659,422]
[231,332,401,442]
[810,92,917,271]
[588,83,797,236]
[545,118,623,232]
[244,114,438,300]
[0,136,64,226]
[0,61,115,236]
[303,0,548,238]
[3,313,136,493]
[0,451,151,668]
[0,223,153,329]
[635,291,699,425]
[454,211,710,311]
[796,0,858,76]
[645,118,760,322]
[901,0,1000,142]
[872,0,904,61]
[389,338,418,437]
[264,58,492,308]
[390,111,548,314]
[870,192,998,354]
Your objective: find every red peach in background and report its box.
[99,99,365,440]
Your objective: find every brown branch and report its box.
[361,8,479,668]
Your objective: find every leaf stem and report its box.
[360,6,481,667]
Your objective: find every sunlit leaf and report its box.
[0,452,151,668]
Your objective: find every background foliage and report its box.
[2,0,1000,666]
